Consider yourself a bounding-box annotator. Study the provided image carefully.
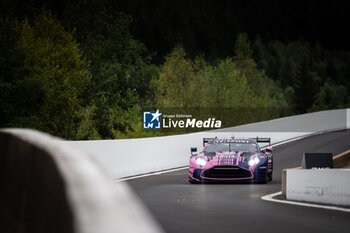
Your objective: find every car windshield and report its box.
[230,143,258,153]
[204,142,258,153]
[204,143,230,152]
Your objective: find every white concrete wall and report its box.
[67,132,307,179]
[66,108,350,179]
[286,169,350,206]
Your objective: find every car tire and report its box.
[257,174,268,184]
[268,174,272,182]
[262,174,268,184]
[254,174,268,184]
[189,179,199,184]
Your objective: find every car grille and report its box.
[201,166,252,179]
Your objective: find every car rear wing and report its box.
[250,137,271,146]
[203,137,271,146]
[203,137,217,146]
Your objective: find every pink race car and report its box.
[189,137,273,183]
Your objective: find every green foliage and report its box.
[203,59,258,107]
[1,2,349,139]
[64,7,153,104]
[313,82,349,110]
[0,12,90,138]
[156,46,198,107]
[293,60,317,113]
[155,44,287,127]
[65,8,155,139]
[254,36,350,111]
[0,7,158,140]
[75,105,102,140]
[156,40,286,109]
[235,33,252,60]
[234,34,287,108]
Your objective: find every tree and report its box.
[234,34,287,109]
[0,11,90,138]
[156,46,198,107]
[293,60,316,113]
[235,33,252,60]
[63,7,155,138]
[313,82,349,110]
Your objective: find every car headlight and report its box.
[248,157,260,166]
[196,157,207,166]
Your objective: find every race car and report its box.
[189,137,273,183]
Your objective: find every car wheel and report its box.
[268,173,272,182]
[189,179,199,184]
[258,174,268,184]
[262,174,268,184]
[254,174,268,184]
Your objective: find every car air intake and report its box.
[201,166,252,179]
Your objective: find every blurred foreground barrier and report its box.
[0,129,163,233]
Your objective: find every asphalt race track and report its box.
[127,130,350,233]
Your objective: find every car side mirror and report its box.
[191,147,197,156]
[266,147,273,152]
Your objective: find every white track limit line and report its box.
[261,191,350,213]
[118,166,189,181]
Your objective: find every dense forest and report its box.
[0,0,349,139]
